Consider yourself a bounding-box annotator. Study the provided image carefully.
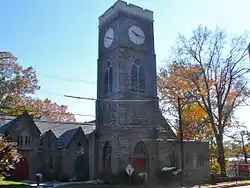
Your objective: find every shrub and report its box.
[156,166,181,184]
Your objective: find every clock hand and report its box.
[132,30,139,37]
[132,30,144,38]
[105,36,113,40]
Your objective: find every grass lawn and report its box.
[0,180,25,185]
[58,184,117,188]
[203,180,250,188]
[0,180,30,187]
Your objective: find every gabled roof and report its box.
[0,113,96,148]
[0,111,41,135]
[0,121,12,134]
[35,120,95,138]
[86,120,96,123]
[57,127,82,148]
[40,129,56,140]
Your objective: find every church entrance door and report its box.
[12,157,29,180]
[132,141,148,172]
[74,154,89,181]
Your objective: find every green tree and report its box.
[158,26,250,176]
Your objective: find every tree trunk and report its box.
[216,134,226,177]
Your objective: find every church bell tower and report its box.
[95,0,175,175]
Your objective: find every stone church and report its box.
[89,0,209,182]
[0,0,209,183]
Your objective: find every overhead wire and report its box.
[0,107,94,117]
[39,75,96,84]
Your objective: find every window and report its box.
[103,142,112,172]
[40,139,43,147]
[18,135,31,147]
[49,156,54,171]
[25,136,28,146]
[24,136,31,147]
[185,154,189,165]
[134,141,147,157]
[19,136,23,146]
[28,137,31,146]
[78,142,82,147]
[192,153,197,169]
[17,136,20,146]
[130,59,145,93]
[198,155,204,168]
[104,60,113,93]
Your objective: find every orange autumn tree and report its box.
[158,64,212,141]
[180,103,211,141]
[0,136,21,179]
[158,26,250,177]
[3,97,76,122]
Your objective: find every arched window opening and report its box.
[103,142,112,172]
[111,104,117,122]
[135,59,141,66]
[49,156,54,171]
[109,66,113,92]
[130,59,145,93]
[134,141,147,157]
[139,66,145,92]
[104,60,113,94]
[131,64,138,91]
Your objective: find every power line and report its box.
[0,107,94,117]
[39,75,96,84]
[64,95,161,102]
[64,95,96,101]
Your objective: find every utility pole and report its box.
[178,97,184,187]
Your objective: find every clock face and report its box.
[128,25,145,45]
[104,28,114,48]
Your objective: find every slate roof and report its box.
[35,120,95,138]
[0,115,15,126]
[0,115,17,134]
[0,112,41,135]
[0,113,96,148]
[57,128,79,148]
[0,121,12,134]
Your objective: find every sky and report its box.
[0,0,250,129]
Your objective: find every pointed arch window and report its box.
[134,141,147,157]
[103,142,112,172]
[104,60,113,94]
[131,59,145,93]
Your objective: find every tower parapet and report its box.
[99,0,153,26]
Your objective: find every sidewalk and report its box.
[191,180,250,188]
[24,180,250,188]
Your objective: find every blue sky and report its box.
[0,0,250,126]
